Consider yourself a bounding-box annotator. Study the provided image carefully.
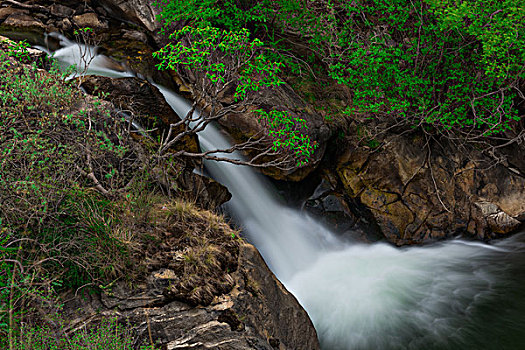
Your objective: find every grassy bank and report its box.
[0,37,238,349]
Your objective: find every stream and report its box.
[43,35,525,350]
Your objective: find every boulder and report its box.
[121,29,148,43]
[57,17,72,31]
[474,201,521,234]
[333,129,525,245]
[73,12,108,29]
[0,7,25,22]
[2,13,45,30]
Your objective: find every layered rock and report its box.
[330,129,525,244]
[61,225,319,349]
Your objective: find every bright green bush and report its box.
[153,0,523,137]
[425,0,525,81]
[152,2,319,165]
[324,0,523,134]
[153,26,284,101]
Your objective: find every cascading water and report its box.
[153,85,341,281]
[36,33,135,79]
[45,37,525,350]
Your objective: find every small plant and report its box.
[12,317,156,350]
[71,27,100,86]
[254,109,318,166]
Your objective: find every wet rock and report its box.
[303,177,381,242]
[474,202,521,234]
[121,29,148,43]
[333,130,525,244]
[57,18,72,31]
[179,171,233,209]
[96,29,177,89]
[73,12,108,29]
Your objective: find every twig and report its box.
[425,138,451,213]
[4,0,49,12]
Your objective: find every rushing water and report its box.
[46,38,525,350]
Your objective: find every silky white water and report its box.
[157,85,525,350]
[36,33,135,79]
[46,38,525,350]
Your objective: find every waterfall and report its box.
[45,37,525,350]
[156,85,525,350]
[36,33,135,79]
[154,85,341,281]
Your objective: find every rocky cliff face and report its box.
[62,240,319,350]
[309,126,525,245]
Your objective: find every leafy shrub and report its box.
[153,26,284,101]
[153,0,524,137]
[152,2,319,165]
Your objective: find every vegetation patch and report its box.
[138,199,240,306]
[0,37,239,348]
[153,0,524,139]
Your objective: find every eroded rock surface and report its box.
[62,242,319,350]
[97,0,159,32]
[332,130,525,244]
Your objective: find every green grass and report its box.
[12,317,155,350]
[0,38,144,349]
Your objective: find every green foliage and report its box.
[254,109,317,166]
[324,0,522,134]
[11,317,155,350]
[153,0,523,137]
[152,0,270,33]
[1,39,32,63]
[153,26,284,101]
[425,0,525,80]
